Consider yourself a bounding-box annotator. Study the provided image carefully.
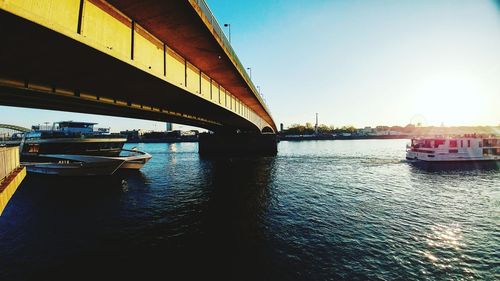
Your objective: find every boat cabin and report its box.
[55,121,97,134]
[20,121,126,159]
[407,135,500,160]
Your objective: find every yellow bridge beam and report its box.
[0,0,275,133]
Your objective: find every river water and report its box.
[0,140,498,280]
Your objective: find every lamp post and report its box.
[223,23,231,43]
[246,67,252,80]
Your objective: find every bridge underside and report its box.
[106,0,274,125]
[0,9,259,133]
[0,85,224,131]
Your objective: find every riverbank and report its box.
[279,134,410,141]
[125,135,411,143]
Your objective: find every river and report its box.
[1,139,498,280]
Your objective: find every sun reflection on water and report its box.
[419,223,477,277]
[426,224,464,250]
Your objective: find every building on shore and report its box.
[119,129,145,141]
[357,127,376,136]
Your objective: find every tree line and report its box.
[282,123,500,136]
[283,123,357,135]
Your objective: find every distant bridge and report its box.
[0,124,30,133]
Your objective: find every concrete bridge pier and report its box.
[198,133,278,156]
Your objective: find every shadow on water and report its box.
[0,154,277,281]
[195,155,278,280]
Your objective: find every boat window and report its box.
[449,149,458,153]
[424,140,432,148]
[28,144,39,153]
[467,140,471,148]
[484,148,500,156]
[25,132,42,140]
[490,139,498,147]
[461,140,463,147]
[449,140,457,147]
[434,140,445,148]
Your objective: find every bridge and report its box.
[0,124,29,143]
[0,124,30,133]
[0,0,277,154]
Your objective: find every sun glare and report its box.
[412,74,487,126]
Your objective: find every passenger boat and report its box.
[406,135,500,163]
[20,121,151,175]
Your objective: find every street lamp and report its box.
[246,67,252,80]
[223,23,231,43]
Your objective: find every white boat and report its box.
[20,121,152,175]
[23,154,125,176]
[406,135,500,163]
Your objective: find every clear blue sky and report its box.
[1,0,499,131]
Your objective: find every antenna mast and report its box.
[315,113,318,135]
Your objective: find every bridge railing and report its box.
[0,146,20,184]
[194,0,272,117]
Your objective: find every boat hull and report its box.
[116,149,152,170]
[406,152,500,162]
[120,159,150,170]
[23,154,125,176]
[21,149,152,176]
[25,162,121,176]
[406,158,500,164]
[407,159,499,171]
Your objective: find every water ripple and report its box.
[0,140,497,280]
